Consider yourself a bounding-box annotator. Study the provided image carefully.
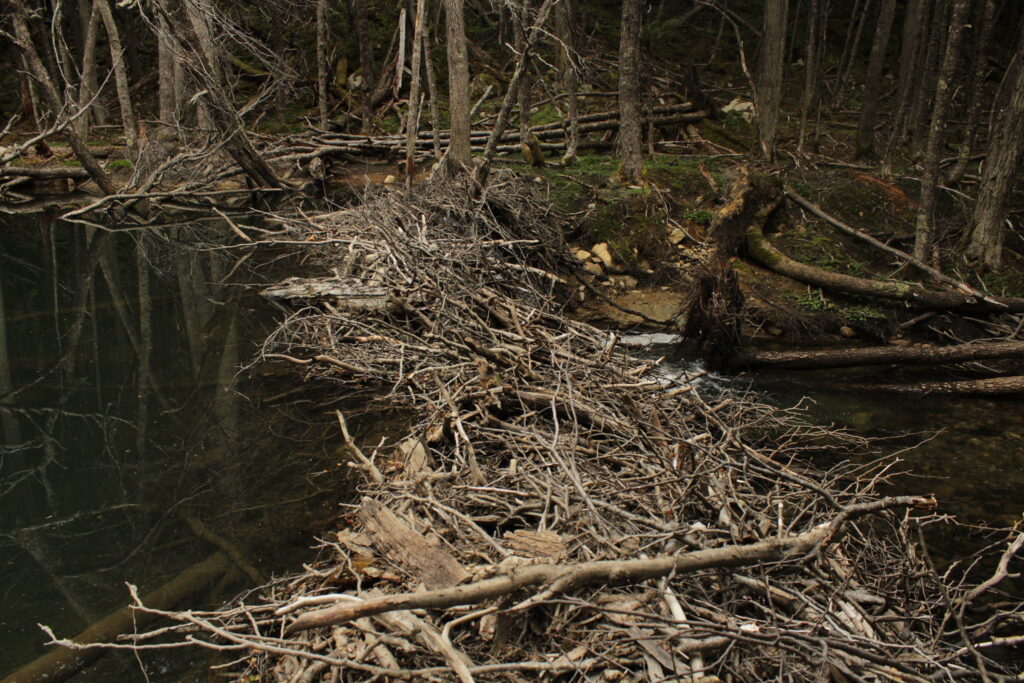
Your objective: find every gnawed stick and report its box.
[284,495,936,633]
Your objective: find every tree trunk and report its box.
[317,0,329,129]
[96,0,137,151]
[946,0,996,183]
[845,375,1024,395]
[157,16,176,138]
[557,0,579,165]
[443,0,471,168]
[515,1,534,143]
[909,0,948,156]
[797,0,820,154]
[965,22,1024,270]
[405,0,426,180]
[885,0,925,163]
[756,0,787,162]
[422,22,443,160]
[353,0,376,133]
[832,0,867,106]
[75,0,102,138]
[10,0,116,195]
[914,0,970,263]
[853,0,897,159]
[616,0,644,184]
[736,341,1024,370]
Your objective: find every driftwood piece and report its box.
[0,165,90,179]
[262,278,393,311]
[286,496,935,633]
[502,530,566,560]
[736,340,1024,370]
[358,497,469,590]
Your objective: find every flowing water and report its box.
[0,209,382,680]
[621,333,1024,533]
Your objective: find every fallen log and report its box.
[736,340,1024,370]
[745,223,1024,312]
[284,495,935,634]
[843,375,1024,395]
[785,189,1022,310]
[1,552,230,683]
[0,165,90,179]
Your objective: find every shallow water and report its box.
[0,210,366,680]
[621,333,1024,529]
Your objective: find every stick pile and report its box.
[78,173,1022,681]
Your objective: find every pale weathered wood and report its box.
[358,498,468,590]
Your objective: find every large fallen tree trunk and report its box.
[736,340,1024,369]
[1,552,230,683]
[745,222,1024,312]
[844,375,1024,395]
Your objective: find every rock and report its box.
[582,261,604,277]
[383,174,397,185]
[839,325,857,338]
[610,275,638,289]
[888,338,912,346]
[767,326,784,337]
[574,249,592,262]
[591,242,615,270]
[668,228,687,245]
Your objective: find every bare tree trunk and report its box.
[797,0,820,154]
[75,0,102,138]
[914,0,970,263]
[96,0,137,151]
[616,0,644,183]
[853,0,897,159]
[756,0,788,162]
[353,0,376,133]
[405,0,426,181]
[422,22,443,160]
[514,1,534,143]
[832,0,867,106]
[10,0,116,195]
[557,0,579,165]
[883,0,925,171]
[910,0,948,156]
[317,0,329,129]
[157,16,176,138]
[444,0,472,168]
[965,24,1024,270]
[946,0,996,183]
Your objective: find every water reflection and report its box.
[0,211,362,680]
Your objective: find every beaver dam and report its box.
[20,174,1024,682]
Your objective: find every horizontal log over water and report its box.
[844,375,1024,395]
[736,340,1024,369]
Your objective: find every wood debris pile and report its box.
[117,174,1022,681]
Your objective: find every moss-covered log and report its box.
[735,340,1024,370]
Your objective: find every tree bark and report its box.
[853,0,896,159]
[96,0,137,151]
[946,0,996,183]
[404,0,426,180]
[353,0,376,133]
[914,0,970,263]
[797,0,821,154]
[443,0,471,169]
[845,375,1024,395]
[736,341,1024,370]
[316,0,329,129]
[422,22,443,159]
[74,0,103,138]
[884,0,925,164]
[157,15,177,138]
[965,20,1024,270]
[556,0,579,164]
[756,0,787,161]
[616,0,644,183]
[909,0,948,156]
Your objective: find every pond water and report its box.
[0,209,377,681]
[621,333,1024,534]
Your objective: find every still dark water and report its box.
[0,210,368,680]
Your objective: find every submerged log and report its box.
[736,340,1024,370]
[1,552,230,683]
[261,278,393,311]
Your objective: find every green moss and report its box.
[981,270,1024,298]
[109,159,133,171]
[745,225,782,266]
[529,104,561,127]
